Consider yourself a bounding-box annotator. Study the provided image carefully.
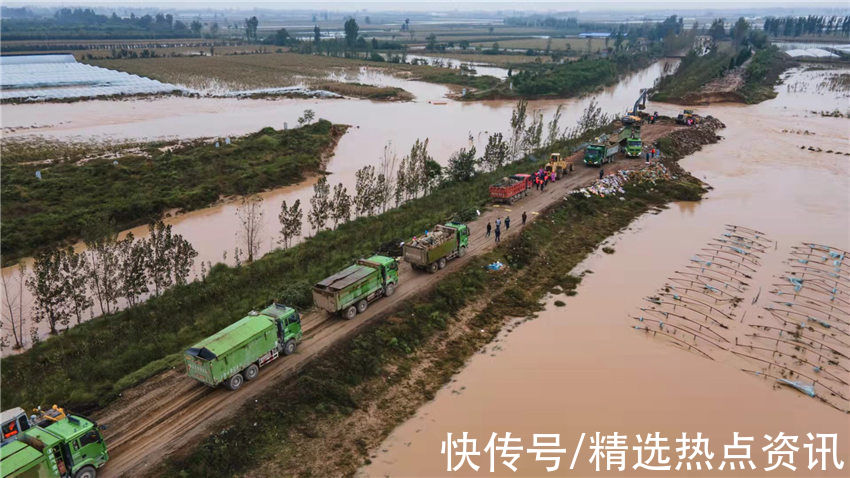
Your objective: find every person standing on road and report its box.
[486,221,492,238]
[495,224,501,243]
[505,216,511,230]
[496,217,501,229]
[599,168,604,180]
[522,211,527,225]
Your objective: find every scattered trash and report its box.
[777,379,816,397]
[486,261,505,271]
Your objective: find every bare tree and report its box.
[278,199,303,249]
[118,233,149,307]
[331,183,352,227]
[308,177,331,232]
[547,104,563,146]
[2,263,28,349]
[509,98,528,160]
[236,195,264,262]
[62,247,92,325]
[378,141,399,212]
[27,249,72,335]
[577,98,610,134]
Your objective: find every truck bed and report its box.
[315,264,374,291]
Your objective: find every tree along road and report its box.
[94,122,682,477]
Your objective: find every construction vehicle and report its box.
[313,256,399,320]
[544,153,568,177]
[622,88,648,124]
[489,174,532,203]
[583,136,619,166]
[0,406,108,478]
[404,223,469,273]
[619,125,642,158]
[184,303,302,391]
[676,109,701,125]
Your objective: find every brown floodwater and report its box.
[0,60,677,346]
[361,67,850,477]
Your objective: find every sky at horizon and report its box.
[3,0,849,12]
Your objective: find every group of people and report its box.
[532,169,556,191]
[486,211,528,243]
[644,146,660,164]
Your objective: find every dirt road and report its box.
[95,122,683,477]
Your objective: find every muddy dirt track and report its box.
[93,122,684,477]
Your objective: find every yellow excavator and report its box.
[545,152,568,177]
[676,109,702,125]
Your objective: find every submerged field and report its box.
[1,120,346,263]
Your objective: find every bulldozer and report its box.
[544,152,568,177]
[676,109,701,125]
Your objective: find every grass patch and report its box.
[1,120,344,263]
[554,300,566,307]
[602,246,615,254]
[652,47,736,102]
[0,143,568,412]
[738,46,793,104]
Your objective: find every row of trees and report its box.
[763,15,850,38]
[1,8,207,40]
[2,221,196,348]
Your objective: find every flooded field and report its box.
[0,60,677,343]
[362,67,850,476]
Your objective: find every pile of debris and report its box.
[661,116,726,160]
[410,228,451,248]
[575,163,672,198]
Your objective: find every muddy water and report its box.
[0,60,677,345]
[362,67,850,476]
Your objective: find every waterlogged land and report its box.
[365,66,850,477]
[0,59,676,346]
[653,45,793,105]
[1,120,346,263]
[159,121,717,478]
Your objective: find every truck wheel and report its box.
[384,282,396,297]
[343,306,357,320]
[357,300,368,314]
[428,262,438,273]
[243,364,259,381]
[438,258,447,270]
[458,246,467,257]
[283,339,296,355]
[225,373,244,391]
[75,466,97,478]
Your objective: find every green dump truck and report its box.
[1,407,108,478]
[403,222,469,273]
[584,135,619,166]
[619,125,642,158]
[184,303,302,391]
[313,255,399,320]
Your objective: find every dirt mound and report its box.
[658,116,726,162]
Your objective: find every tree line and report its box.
[2,221,196,349]
[1,8,208,40]
[763,15,850,38]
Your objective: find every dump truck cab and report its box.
[624,138,642,157]
[584,144,605,166]
[357,255,399,288]
[1,408,31,447]
[445,222,469,249]
[1,411,108,478]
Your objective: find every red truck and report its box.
[489,174,531,203]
